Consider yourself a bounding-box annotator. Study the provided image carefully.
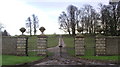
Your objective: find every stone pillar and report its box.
[17,36,28,56]
[37,35,47,56]
[95,36,106,56]
[75,35,85,56]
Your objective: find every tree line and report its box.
[58,2,120,36]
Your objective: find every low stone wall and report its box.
[106,36,119,55]
[2,36,17,55]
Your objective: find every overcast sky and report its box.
[0,0,109,36]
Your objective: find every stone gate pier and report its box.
[17,36,28,56]
[37,35,47,56]
[75,35,85,56]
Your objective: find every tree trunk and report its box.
[68,28,71,36]
[30,22,32,36]
[72,24,76,36]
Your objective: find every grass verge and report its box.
[0,55,2,66]
[79,56,119,61]
[2,55,45,65]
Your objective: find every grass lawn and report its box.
[47,35,58,48]
[79,56,119,61]
[1,55,45,65]
[0,55,2,66]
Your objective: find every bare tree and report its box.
[99,2,120,36]
[26,17,32,36]
[32,14,39,35]
[67,5,78,36]
[58,5,79,36]
[80,4,100,34]
[58,11,71,35]
[26,14,39,36]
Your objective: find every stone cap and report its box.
[37,35,48,38]
[96,34,120,38]
[17,35,28,38]
[75,34,84,38]
[95,34,105,38]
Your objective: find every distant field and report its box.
[47,35,58,48]
[63,35,75,56]
[28,36,37,56]
[84,35,95,56]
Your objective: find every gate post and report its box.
[95,35,106,56]
[37,35,47,56]
[75,35,85,56]
[17,36,28,56]
[25,37,28,56]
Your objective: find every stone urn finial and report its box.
[39,26,46,34]
[20,27,26,35]
[76,27,84,37]
[77,27,83,34]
